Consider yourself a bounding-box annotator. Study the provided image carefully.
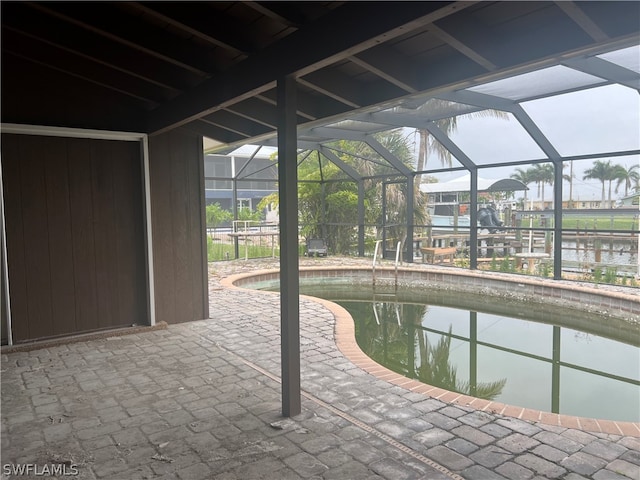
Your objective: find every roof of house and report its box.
[420,174,528,193]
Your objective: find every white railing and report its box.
[372,239,402,287]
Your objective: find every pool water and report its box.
[300,284,640,423]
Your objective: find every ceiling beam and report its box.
[252,86,354,123]
[254,93,316,121]
[428,23,498,71]
[365,136,413,176]
[556,1,609,43]
[202,110,273,138]
[199,117,252,140]
[28,2,210,77]
[224,100,278,129]
[510,105,562,162]
[147,1,462,134]
[353,103,486,127]
[563,56,640,90]
[1,30,164,107]
[349,45,420,94]
[437,89,514,111]
[243,1,301,28]
[307,126,412,176]
[318,147,363,181]
[129,3,252,56]
[4,4,192,93]
[298,73,362,108]
[186,120,248,144]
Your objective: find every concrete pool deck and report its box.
[1,257,639,479]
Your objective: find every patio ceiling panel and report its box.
[79,5,219,75]
[187,120,249,146]
[257,87,353,123]
[1,29,166,110]
[323,119,391,134]
[129,2,258,57]
[555,2,609,42]
[2,1,639,156]
[435,2,595,68]
[222,104,278,130]
[563,56,640,90]
[576,1,640,39]
[348,45,420,94]
[146,1,460,134]
[426,23,498,71]
[298,70,365,108]
[466,65,607,101]
[299,35,638,175]
[13,4,204,99]
[598,45,640,73]
[201,110,273,139]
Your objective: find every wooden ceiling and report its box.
[2,2,639,149]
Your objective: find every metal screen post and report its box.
[469,169,478,269]
[406,174,414,263]
[553,161,563,279]
[277,75,301,417]
[358,180,365,257]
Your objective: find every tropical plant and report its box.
[237,207,263,222]
[264,129,428,254]
[583,160,617,208]
[414,100,509,174]
[510,167,535,208]
[415,326,506,400]
[354,301,506,401]
[330,129,428,250]
[528,163,554,209]
[206,202,233,228]
[614,164,639,197]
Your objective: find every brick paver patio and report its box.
[1,257,638,479]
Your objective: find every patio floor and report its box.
[1,257,639,479]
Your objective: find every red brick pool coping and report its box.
[221,268,640,438]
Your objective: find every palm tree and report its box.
[614,164,640,197]
[414,326,506,400]
[414,100,508,175]
[583,160,617,208]
[563,161,575,208]
[510,167,534,208]
[528,164,554,210]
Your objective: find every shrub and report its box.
[604,267,618,285]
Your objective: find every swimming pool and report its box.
[301,284,639,423]
[227,266,640,424]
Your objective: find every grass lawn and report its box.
[560,215,638,231]
[208,239,282,261]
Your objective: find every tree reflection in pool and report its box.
[301,284,640,423]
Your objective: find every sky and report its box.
[230,82,639,203]
[413,83,640,203]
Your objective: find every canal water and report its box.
[300,285,640,423]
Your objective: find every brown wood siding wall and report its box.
[149,129,208,324]
[1,230,7,344]
[1,134,148,342]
